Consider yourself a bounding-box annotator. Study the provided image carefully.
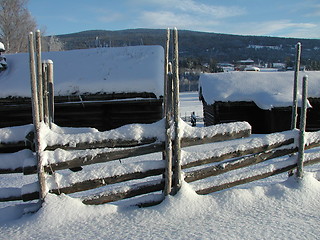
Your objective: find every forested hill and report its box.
[57,28,320,64]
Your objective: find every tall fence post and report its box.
[172,28,181,195]
[163,28,170,117]
[35,30,43,122]
[164,29,172,196]
[42,62,49,125]
[297,75,308,178]
[47,60,54,128]
[28,32,46,201]
[291,42,301,129]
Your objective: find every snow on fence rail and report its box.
[2,121,320,206]
[0,119,251,203]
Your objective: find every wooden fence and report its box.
[1,30,319,210]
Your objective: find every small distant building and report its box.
[199,71,320,133]
[235,59,255,71]
[217,63,234,72]
[0,46,164,131]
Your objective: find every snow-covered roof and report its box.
[0,46,164,98]
[199,71,320,110]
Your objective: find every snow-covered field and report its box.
[1,92,320,240]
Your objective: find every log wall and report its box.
[0,93,163,131]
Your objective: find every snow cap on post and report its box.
[0,42,5,52]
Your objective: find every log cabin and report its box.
[0,46,164,131]
[199,71,320,133]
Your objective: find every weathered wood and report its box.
[44,124,250,151]
[297,75,308,178]
[181,128,251,148]
[47,60,54,127]
[184,145,297,183]
[82,179,164,205]
[194,145,320,195]
[195,163,296,195]
[182,138,294,169]
[0,94,163,131]
[42,126,251,173]
[291,42,301,129]
[28,32,46,201]
[42,62,49,125]
[163,28,172,196]
[172,28,182,195]
[50,167,165,195]
[163,28,170,117]
[0,167,24,174]
[44,142,164,173]
[0,188,22,202]
[44,137,158,151]
[35,30,43,122]
[0,141,30,153]
[164,72,173,196]
[185,134,320,183]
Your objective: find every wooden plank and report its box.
[184,146,296,183]
[44,137,158,151]
[182,138,294,169]
[0,141,30,153]
[44,142,164,173]
[194,144,320,195]
[49,167,165,195]
[0,167,23,174]
[181,128,251,148]
[195,163,296,195]
[43,127,251,172]
[82,179,164,205]
[0,188,22,202]
[185,136,320,183]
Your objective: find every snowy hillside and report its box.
[1,92,320,239]
[0,46,164,98]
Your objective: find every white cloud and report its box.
[169,0,245,18]
[226,20,318,38]
[137,10,220,31]
[133,0,245,19]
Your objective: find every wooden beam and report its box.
[82,179,164,205]
[44,137,158,151]
[181,128,251,148]
[44,142,164,173]
[42,127,251,173]
[185,146,296,183]
[49,167,165,195]
[194,145,320,195]
[182,138,294,169]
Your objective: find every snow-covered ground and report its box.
[1,92,320,240]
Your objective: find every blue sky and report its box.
[28,0,320,38]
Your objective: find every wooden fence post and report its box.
[296,75,308,178]
[163,28,170,117]
[35,30,43,122]
[47,60,54,128]
[172,28,181,195]
[42,62,49,125]
[28,32,46,201]
[164,29,173,196]
[291,42,301,130]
